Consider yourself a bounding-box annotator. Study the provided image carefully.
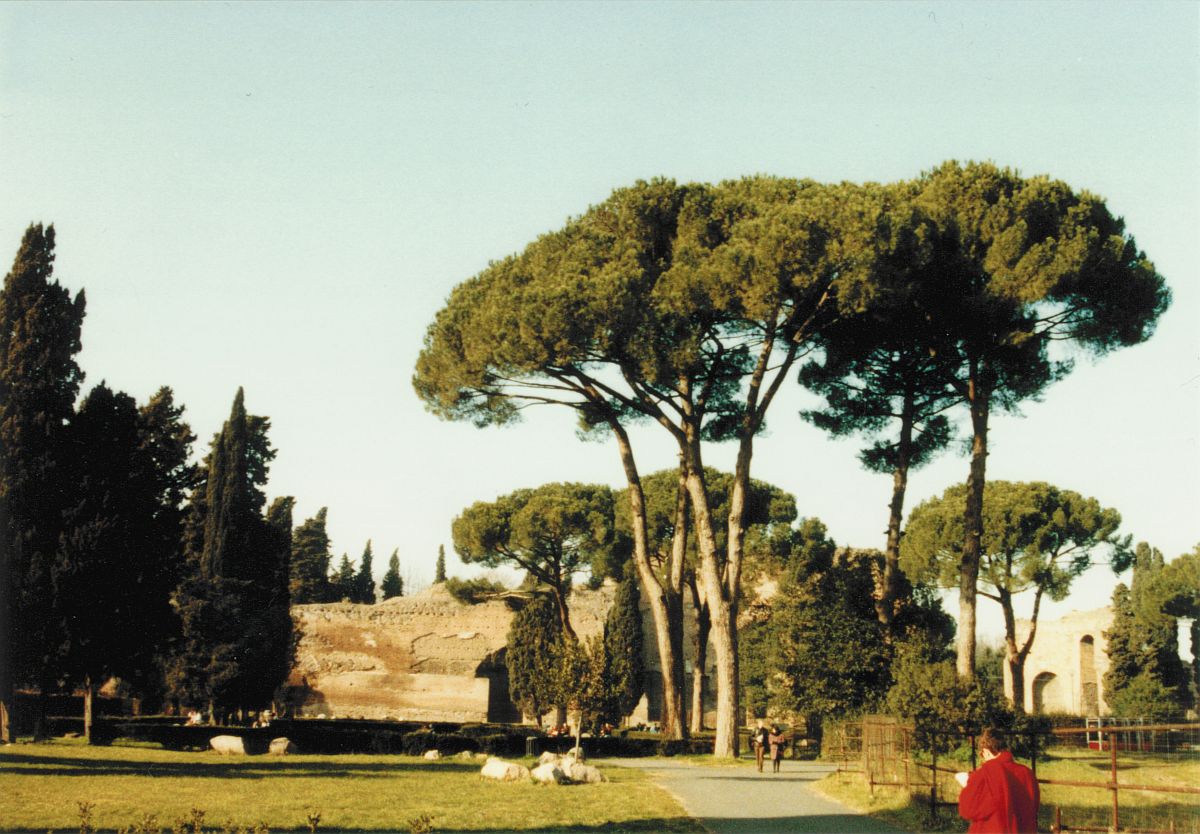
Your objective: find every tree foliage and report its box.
[901,480,1124,711]
[904,162,1169,679]
[1103,543,1190,716]
[355,540,376,603]
[505,594,563,724]
[453,482,614,638]
[167,389,293,716]
[290,508,333,604]
[603,563,644,721]
[435,545,447,583]
[0,224,86,740]
[380,548,403,600]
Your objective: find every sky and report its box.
[2,1,1197,642]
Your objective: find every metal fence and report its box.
[828,717,1200,834]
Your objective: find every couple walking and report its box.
[751,721,786,773]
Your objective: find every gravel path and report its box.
[611,757,910,834]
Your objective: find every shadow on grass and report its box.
[0,752,480,779]
[330,815,896,833]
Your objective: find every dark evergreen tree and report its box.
[0,223,86,741]
[506,594,562,725]
[380,548,403,600]
[603,562,644,721]
[332,553,356,601]
[290,508,333,604]
[54,383,195,740]
[1104,542,1189,716]
[166,389,293,719]
[355,540,376,603]
[435,544,447,583]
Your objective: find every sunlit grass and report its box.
[0,739,702,832]
[812,748,1200,834]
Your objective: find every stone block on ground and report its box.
[210,735,246,755]
[530,762,570,784]
[269,737,298,755]
[480,757,530,781]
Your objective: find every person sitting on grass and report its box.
[956,727,1040,834]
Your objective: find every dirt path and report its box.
[612,757,909,834]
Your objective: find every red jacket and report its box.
[957,750,1040,833]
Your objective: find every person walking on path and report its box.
[955,727,1040,833]
[768,725,786,773]
[752,721,770,772]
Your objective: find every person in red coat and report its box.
[956,727,1040,833]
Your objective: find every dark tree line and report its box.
[0,226,296,740]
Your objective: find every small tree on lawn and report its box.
[506,594,562,726]
[604,562,644,723]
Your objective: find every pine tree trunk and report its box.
[0,500,12,743]
[610,423,686,739]
[83,677,95,744]
[683,458,737,758]
[689,604,710,734]
[958,368,989,681]
[552,586,576,641]
[879,397,915,628]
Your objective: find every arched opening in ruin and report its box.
[1079,635,1099,716]
[1032,671,1063,714]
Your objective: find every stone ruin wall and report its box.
[290,580,719,725]
[1003,606,1113,716]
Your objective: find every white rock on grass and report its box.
[423,749,441,760]
[269,737,298,755]
[530,762,570,784]
[563,760,605,784]
[480,757,530,782]
[209,735,246,755]
[538,751,561,766]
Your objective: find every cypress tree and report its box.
[355,540,376,603]
[167,389,293,719]
[506,594,562,725]
[0,223,86,741]
[332,553,356,601]
[604,563,644,722]
[55,383,195,740]
[435,544,447,583]
[380,548,403,599]
[291,508,333,604]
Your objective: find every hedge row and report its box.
[52,717,715,758]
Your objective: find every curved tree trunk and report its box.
[958,366,989,681]
[610,422,686,739]
[551,584,576,642]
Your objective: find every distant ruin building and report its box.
[1003,607,1113,716]
[288,581,717,724]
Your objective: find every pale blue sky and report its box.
[2,1,1197,639]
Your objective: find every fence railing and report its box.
[830,717,1200,834]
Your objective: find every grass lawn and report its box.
[0,739,703,833]
[813,748,1200,834]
